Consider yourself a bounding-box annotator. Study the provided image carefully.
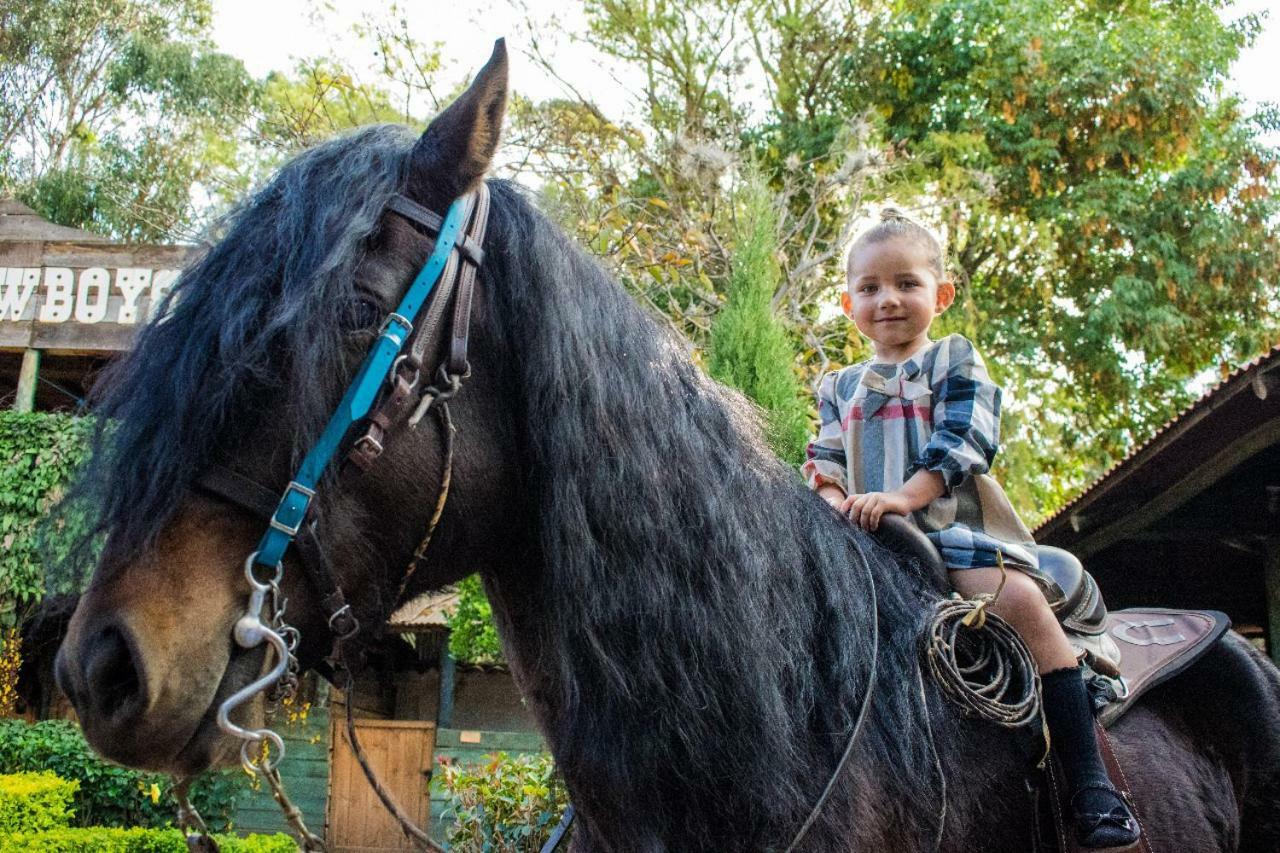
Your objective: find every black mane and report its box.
[76,125,420,561]
[479,182,966,849]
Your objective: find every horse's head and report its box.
[55,42,519,776]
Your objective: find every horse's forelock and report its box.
[71,124,422,564]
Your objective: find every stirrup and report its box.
[1069,783,1140,850]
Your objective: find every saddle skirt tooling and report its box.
[1038,609,1230,853]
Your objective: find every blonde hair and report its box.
[846,206,947,279]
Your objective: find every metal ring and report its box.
[390,354,421,389]
[244,551,283,589]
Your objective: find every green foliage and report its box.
[708,172,812,465]
[436,752,569,853]
[0,828,294,852]
[0,772,77,833]
[0,0,258,241]
[544,0,1280,521]
[447,575,504,665]
[0,720,237,831]
[0,413,92,627]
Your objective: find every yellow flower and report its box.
[148,782,161,805]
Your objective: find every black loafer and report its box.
[1071,783,1141,851]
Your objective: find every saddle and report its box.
[873,516,1232,853]
[1034,608,1231,853]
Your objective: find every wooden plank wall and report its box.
[231,707,331,837]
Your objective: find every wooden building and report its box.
[0,198,188,410]
[1035,345,1280,664]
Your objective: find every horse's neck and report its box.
[480,528,996,850]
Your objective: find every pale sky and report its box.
[211,0,1280,139]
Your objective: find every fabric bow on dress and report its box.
[859,368,932,419]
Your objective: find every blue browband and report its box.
[253,194,472,570]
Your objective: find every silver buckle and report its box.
[379,312,413,342]
[352,433,384,457]
[269,481,316,537]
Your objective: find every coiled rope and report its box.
[924,555,1044,734]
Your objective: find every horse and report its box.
[53,41,1280,851]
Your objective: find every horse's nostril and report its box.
[83,625,144,721]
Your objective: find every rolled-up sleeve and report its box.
[915,337,1001,492]
[801,370,848,493]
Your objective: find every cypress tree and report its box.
[708,174,812,466]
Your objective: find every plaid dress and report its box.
[803,335,1050,588]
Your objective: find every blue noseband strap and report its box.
[254,193,472,569]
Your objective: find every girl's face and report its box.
[843,236,955,361]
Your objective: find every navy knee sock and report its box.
[1041,665,1115,814]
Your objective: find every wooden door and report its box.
[328,716,437,852]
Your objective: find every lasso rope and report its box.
[925,555,1045,738]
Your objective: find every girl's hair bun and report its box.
[846,203,948,278]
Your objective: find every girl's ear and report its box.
[841,290,854,319]
[935,280,956,314]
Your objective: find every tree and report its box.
[0,0,260,241]
[708,172,812,464]
[515,0,1279,518]
[843,0,1280,512]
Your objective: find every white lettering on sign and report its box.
[114,268,152,324]
[0,268,39,320]
[0,265,183,326]
[74,268,111,323]
[147,269,180,320]
[38,267,74,322]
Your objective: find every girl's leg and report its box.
[949,568,1140,850]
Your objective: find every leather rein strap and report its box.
[197,184,487,639]
[192,187,488,852]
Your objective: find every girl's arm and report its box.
[802,371,850,507]
[916,335,1001,492]
[843,468,945,529]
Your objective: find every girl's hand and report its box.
[840,491,912,531]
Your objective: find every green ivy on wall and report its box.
[0,413,92,628]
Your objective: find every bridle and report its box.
[179,185,490,852]
[175,179,882,853]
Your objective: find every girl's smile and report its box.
[843,237,955,362]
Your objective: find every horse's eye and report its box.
[341,296,383,331]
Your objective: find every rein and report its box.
[182,180,892,852]
[184,185,489,852]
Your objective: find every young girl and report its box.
[803,208,1140,850]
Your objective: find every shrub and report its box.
[447,575,504,665]
[0,772,77,832]
[0,828,295,852]
[437,752,569,853]
[0,720,237,829]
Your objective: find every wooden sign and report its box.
[0,242,190,354]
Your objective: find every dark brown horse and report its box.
[54,42,1280,851]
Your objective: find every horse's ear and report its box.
[409,39,508,208]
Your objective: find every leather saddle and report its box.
[872,516,1231,853]
[872,515,1230,723]
[873,515,1107,633]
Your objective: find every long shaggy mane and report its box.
[74,125,420,562]
[479,181,971,850]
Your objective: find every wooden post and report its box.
[14,348,40,412]
[1267,542,1280,668]
[438,641,455,729]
